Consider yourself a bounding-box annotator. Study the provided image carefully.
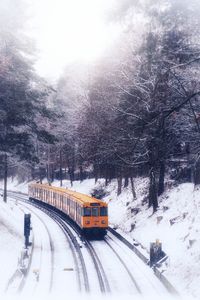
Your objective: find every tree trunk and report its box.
[109,165,114,183]
[79,165,84,182]
[3,153,8,203]
[117,175,122,196]
[105,166,109,186]
[31,166,35,180]
[130,176,136,199]
[59,149,63,187]
[47,144,50,183]
[51,163,55,182]
[158,160,165,196]
[69,168,74,187]
[194,156,200,185]
[124,176,129,188]
[149,168,158,212]
[39,167,43,184]
[94,164,99,183]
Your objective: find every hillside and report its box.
[1,177,200,298]
[55,178,200,299]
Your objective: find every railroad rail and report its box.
[8,192,109,294]
[6,190,177,296]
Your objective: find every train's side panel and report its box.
[29,184,108,236]
[63,196,67,214]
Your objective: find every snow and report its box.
[0,177,28,194]
[0,197,24,292]
[0,177,200,299]
[19,201,78,296]
[51,177,200,299]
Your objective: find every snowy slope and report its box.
[0,177,200,298]
[52,178,200,299]
[0,196,24,292]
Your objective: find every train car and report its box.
[28,183,108,237]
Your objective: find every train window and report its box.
[100,207,108,216]
[92,207,99,216]
[83,207,91,216]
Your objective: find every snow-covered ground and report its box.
[0,196,24,292]
[0,176,199,299]
[52,177,200,299]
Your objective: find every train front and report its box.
[81,202,108,238]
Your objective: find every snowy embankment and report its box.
[0,179,29,296]
[0,177,199,298]
[0,193,24,292]
[55,178,200,299]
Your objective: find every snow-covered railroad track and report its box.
[8,196,54,295]
[9,193,111,294]
[9,193,89,293]
[26,199,110,294]
[104,231,169,296]
[17,201,55,292]
[4,202,35,295]
[31,203,111,294]
[8,192,170,297]
[41,208,90,293]
[103,237,141,293]
[84,239,111,293]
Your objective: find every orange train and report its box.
[28,183,108,237]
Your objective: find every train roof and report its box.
[29,183,107,206]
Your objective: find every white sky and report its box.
[27,0,120,80]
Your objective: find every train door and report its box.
[63,196,67,213]
[70,199,73,218]
[69,199,71,217]
[46,190,49,204]
[77,204,81,226]
[75,202,77,222]
[57,193,59,209]
[67,197,69,214]
[60,195,63,211]
[53,192,56,206]
[50,191,52,205]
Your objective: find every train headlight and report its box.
[101,220,106,224]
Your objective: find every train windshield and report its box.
[92,207,99,216]
[83,207,91,216]
[100,207,108,216]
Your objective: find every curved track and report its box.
[8,193,109,294]
[19,201,55,293]
[7,196,55,295]
[7,192,169,297]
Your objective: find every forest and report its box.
[1,0,200,212]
